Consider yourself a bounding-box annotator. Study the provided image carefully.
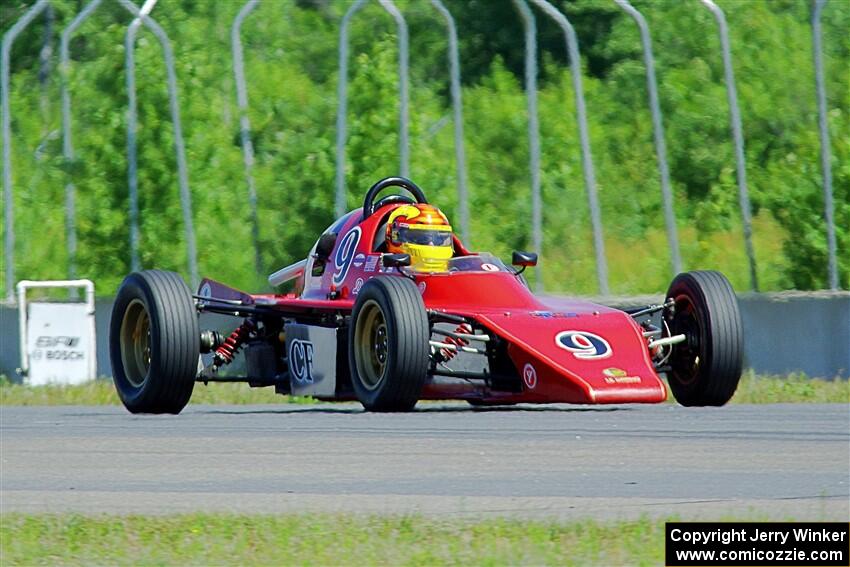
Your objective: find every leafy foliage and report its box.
[1,0,847,295]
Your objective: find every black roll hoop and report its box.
[362,176,428,219]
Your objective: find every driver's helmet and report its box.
[385,204,453,272]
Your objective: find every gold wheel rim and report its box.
[354,300,388,391]
[120,299,151,387]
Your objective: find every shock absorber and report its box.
[214,320,255,367]
[440,323,473,361]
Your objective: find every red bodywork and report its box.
[202,204,667,405]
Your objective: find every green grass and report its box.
[1,371,846,407]
[0,513,764,566]
[731,370,849,404]
[0,377,310,407]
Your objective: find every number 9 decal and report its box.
[555,331,612,360]
[332,227,362,286]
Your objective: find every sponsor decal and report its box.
[603,367,627,377]
[33,336,84,360]
[288,339,315,384]
[199,282,212,298]
[602,367,641,384]
[522,363,538,389]
[352,253,365,268]
[353,278,364,295]
[364,255,379,272]
[555,331,612,360]
[481,263,500,272]
[530,311,579,319]
[36,336,80,348]
[418,281,426,294]
[332,227,362,286]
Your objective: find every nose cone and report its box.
[476,309,668,404]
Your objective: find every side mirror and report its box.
[315,232,337,260]
[382,253,411,268]
[512,251,538,267]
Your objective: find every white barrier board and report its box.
[26,302,93,385]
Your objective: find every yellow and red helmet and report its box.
[386,204,453,272]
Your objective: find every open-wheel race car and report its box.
[110,177,744,413]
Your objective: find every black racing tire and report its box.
[664,270,743,406]
[348,276,429,412]
[109,270,199,414]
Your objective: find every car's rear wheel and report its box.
[349,276,429,411]
[664,270,743,406]
[110,270,199,414]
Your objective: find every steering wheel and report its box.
[362,176,428,219]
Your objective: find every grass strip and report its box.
[729,370,849,404]
[0,378,307,406]
[1,371,846,406]
[0,513,716,566]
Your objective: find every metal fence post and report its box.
[528,0,609,295]
[812,0,838,290]
[38,4,53,132]
[2,0,52,303]
[61,0,104,287]
[614,0,681,276]
[335,0,366,217]
[428,0,470,245]
[335,0,410,217]
[120,0,199,288]
[125,22,141,273]
[512,0,543,292]
[231,0,262,277]
[700,0,758,292]
[124,0,157,275]
[377,0,409,179]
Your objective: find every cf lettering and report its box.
[289,339,315,384]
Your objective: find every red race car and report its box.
[110,177,743,413]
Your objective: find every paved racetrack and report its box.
[1,403,848,520]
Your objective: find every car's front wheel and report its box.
[348,276,429,411]
[109,270,199,414]
[664,270,743,406]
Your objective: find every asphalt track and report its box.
[1,403,848,520]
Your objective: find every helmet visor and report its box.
[397,227,453,247]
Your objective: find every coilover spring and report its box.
[440,323,473,361]
[214,321,255,366]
